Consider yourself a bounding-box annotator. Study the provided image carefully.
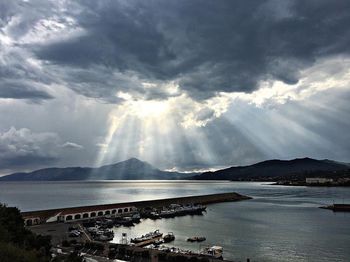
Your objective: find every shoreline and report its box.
[271,181,350,187]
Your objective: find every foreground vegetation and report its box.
[0,203,82,262]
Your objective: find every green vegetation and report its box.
[52,252,84,262]
[0,203,83,262]
[0,203,51,262]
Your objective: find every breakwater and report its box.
[132,192,251,208]
[320,204,350,212]
[21,192,251,224]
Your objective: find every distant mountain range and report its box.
[0,158,192,181]
[193,157,350,181]
[0,157,349,181]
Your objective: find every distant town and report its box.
[273,169,350,186]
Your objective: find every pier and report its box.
[21,192,251,226]
[320,204,350,212]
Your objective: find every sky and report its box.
[1,0,350,175]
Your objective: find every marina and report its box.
[22,192,250,261]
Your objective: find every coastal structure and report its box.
[22,192,251,226]
[320,204,350,212]
[22,203,136,226]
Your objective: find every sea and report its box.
[0,181,349,262]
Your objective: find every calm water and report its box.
[0,181,349,261]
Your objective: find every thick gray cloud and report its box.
[30,0,350,100]
[0,80,53,100]
[1,0,350,102]
[0,0,350,174]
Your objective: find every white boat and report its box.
[200,246,223,259]
[131,229,163,243]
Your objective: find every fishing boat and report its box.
[131,229,163,244]
[149,211,160,219]
[131,212,141,222]
[163,232,175,243]
[200,246,223,259]
[160,209,177,218]
[187,236,206,242]
[114,216,134,226]
[94,229,114,241]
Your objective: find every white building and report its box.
[22,204,137,226]
[305,177,333,184]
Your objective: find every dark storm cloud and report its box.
[0,0,66,102]
[0,80,53,101]
[30,0,350,100]
[1,0,350,174]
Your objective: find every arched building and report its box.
[22,203,137,225]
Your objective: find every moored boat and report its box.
[187,236,206,242]
[200,246,223,259]
[163,232,175,243]
[131,229,163,244]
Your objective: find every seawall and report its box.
[21,192,252,223]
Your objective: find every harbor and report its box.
[3,181,349,261]
[26,192,251,261]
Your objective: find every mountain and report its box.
[2,157,348,182]
[0,158,192,181]
[193,158,350,181]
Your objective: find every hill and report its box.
[193,158,350,181]
[0,158,191,181]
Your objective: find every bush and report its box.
[142,250,150,258]
[62,240,71,247]
[157,252,168,261]
[69,239,78,245]
[0,203,52,262]
[188,257,199,262]
[52,252,84,262]
[0,241,39,262]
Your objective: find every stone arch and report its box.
[90,212,96,217]
[97,211,103,216]
[124,208,129,212]
[83,213,89,219]
[118,209,123,214]
[33,218,40,224]
[112,209,117,214]
[74,214,81,220]
[66,215,73,221]
[105,210,110,215]
[26,219,33,226]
